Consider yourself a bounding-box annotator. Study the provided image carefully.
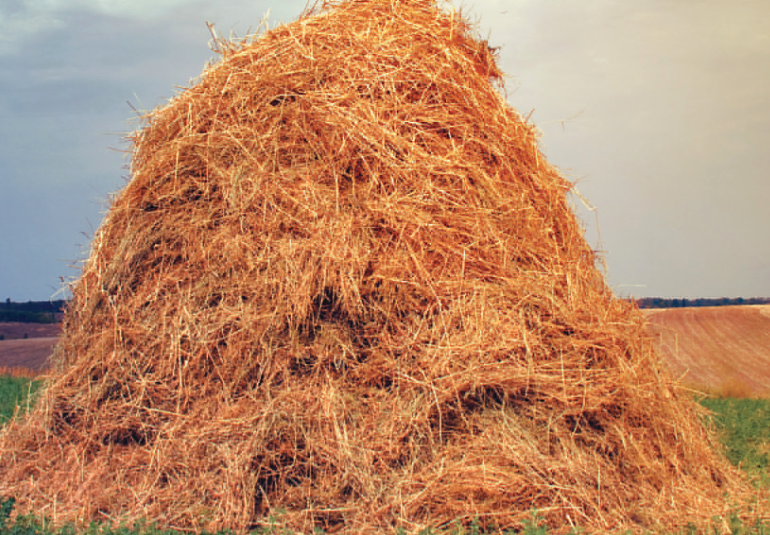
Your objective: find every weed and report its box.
[700,397,770,487]
[0,376,41,424]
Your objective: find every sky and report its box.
[1,0,768,302]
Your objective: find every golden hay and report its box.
[0,0,762,533]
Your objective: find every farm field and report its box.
[0,322,61,341]
[2,305,770,392]
[0,337,56,373]
[3,305,770,389]
[0,322,60,373]
[644,305,770,397]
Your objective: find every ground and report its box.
[644,305,770,397]
[0,322,60,372]
[2,306,769,396]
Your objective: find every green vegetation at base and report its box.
[2,382,770,534]
[0,497,205,535]
[0,376,41,424]
[701,397,770,487]
[2,500,770,535]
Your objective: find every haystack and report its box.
[0,1,756,532]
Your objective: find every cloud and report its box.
[0,1,64,55]
[2,0,768,299]
[475,0,770,297]
[0,0,210,56]
[69,0,203,20]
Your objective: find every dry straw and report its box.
[0,0,763,533]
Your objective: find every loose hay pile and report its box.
[0,0,757,533]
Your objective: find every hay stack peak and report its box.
[0,0,751,532]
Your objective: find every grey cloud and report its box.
[1,0,768,300]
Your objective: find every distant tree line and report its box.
[2,297,768,319]
[635,297,770,309]
[0,299,67,323]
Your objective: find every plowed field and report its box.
[0,337,56,372]
[0,322,61,340]
[2,307,769,395]
[644,305,770,397]
[0,322,60,373]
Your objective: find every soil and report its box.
[2,306,769,394]
[0,338,57,372]
[0,323,61,373]
[0,322,61,340]
[644,305,770,397]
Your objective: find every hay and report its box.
[0,0,759,532]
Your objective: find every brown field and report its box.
[644,305,770,397]
[0,322,60,373]
[0,322,61,340]
[0,337,56,373]
[1,307,769,396]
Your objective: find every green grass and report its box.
[0,497,203,535]
[1,382,770,534]
[700,397,770,487]
[1,502,769,535]
[0,376,41,424]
